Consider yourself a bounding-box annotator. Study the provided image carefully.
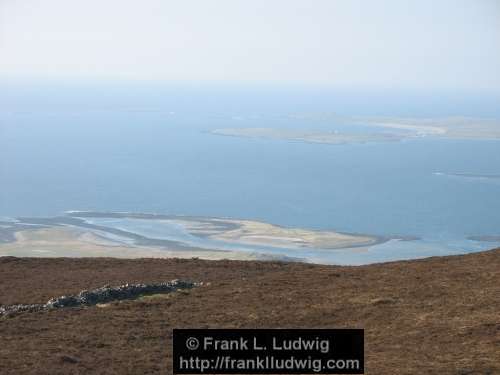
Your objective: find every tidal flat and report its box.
[1,212,499,265]
[0,212,387,264]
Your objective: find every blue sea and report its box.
[1,83,500,263]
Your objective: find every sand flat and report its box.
[0,226,274,261]
[211,218,380,249]
[172,217,381,249]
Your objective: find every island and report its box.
[210,116,500,145]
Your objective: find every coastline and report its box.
[0,212,389,263]
[210,116,500,146]
[1,211,499,265]
[0,226,300,262]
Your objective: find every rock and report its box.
[60,355,79,364]
[0,280,197,317]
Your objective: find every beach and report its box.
[0,213,385,263]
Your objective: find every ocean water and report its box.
[1,83,500,263]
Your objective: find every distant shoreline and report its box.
[210,116,500,146]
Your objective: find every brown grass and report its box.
[0,249,499,374]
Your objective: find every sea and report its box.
[1,82,500,264]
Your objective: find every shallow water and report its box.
[1,84,499,263]
[78,216,500,265]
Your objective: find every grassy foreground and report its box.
[0,249,499,374]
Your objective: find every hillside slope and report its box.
[1,249,499,374]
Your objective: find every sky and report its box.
[0,0,499,92]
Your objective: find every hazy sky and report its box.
[0,0,499,91]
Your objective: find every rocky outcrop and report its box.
[0,279,196,316]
